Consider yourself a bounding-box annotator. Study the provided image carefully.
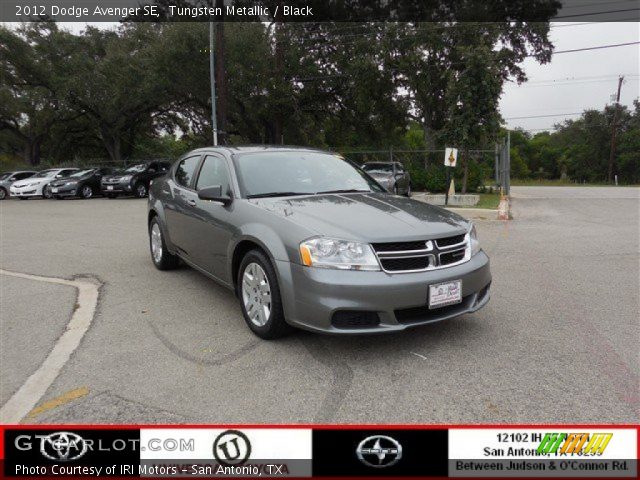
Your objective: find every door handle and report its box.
[187,199,197,207]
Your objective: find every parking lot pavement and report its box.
[0,187,638,424]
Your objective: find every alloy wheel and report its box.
[150,223,163,264]
[241,262,272,327]
[43,185,52,199]
[82,185,93,198]
[136,184,147,197]
[0,189,6,200]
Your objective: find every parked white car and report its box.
[10,168,79,199]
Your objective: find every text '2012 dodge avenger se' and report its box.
[148,147,491,339]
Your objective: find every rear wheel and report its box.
[80,184,93,199]
[238,250,291,339]
[135,183,147,198]
[149,217,179,270]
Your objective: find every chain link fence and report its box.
[338,148,501,194]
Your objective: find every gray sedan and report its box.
[148,146,491,339]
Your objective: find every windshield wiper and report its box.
[315,189,371,194]
[247,191,311,199]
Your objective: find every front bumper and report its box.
[101,181,133,194]
[50,184,78,196]
[10,185,43,197]
[277,250,491,334]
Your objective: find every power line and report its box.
[555,7,640,18]
[505,113,583,120]
[548,41,640,55]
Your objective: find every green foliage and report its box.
[507,103,640,184]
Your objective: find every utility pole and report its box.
[215,0,227,145]
[608,75,624,183]
[209,21,218,146]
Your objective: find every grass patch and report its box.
[472,193,501,209]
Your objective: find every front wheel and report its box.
[43,185,53,199]
[80,184,93,199]
[0,188,7,200]
[238,250,291,339]
[149,217,179,270]
[135,183,147,198]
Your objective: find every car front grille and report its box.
[372,233,469,273]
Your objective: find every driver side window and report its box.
[196,155,231,194]
[175,156,200,188]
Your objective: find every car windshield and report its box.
[34,170,57,178]
[0,172,11,180]
[124,164,147,173]
[235,151,384,198]
[363,163,395,173]
[69,169,94,177]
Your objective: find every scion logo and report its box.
[39,432,88,461]
[213,430,251,466]
[356,435,402,468]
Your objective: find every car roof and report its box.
[187,145,334,156]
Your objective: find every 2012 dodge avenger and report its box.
[148,146,491,339]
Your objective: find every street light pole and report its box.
[209,21,218,146]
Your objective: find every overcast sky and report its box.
[14,21,640,134]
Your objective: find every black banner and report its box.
[312,429,448,477]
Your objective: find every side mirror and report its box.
[197,185,232,205]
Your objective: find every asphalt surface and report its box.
[0,186,638,424]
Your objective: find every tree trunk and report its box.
[24,138,41,166]
[461,150,469,194]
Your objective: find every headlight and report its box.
[468,223,481,256]
[299,237,380,271]
[65,181,77,186]
[121,175,133,182]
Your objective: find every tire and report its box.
[237,250,291,339]
[43,185,53,199]
[149,217,179,270]
[80,184,93,199]
[134,182,147,198]
[0,188,7,200]
[405,182,412,197]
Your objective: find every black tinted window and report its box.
[196,156,231,192]
[16,172,34,180]
[175,156,200,188]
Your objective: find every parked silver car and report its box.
[362,161,411,196]
[148,146,491,339]
[0,170,37,200]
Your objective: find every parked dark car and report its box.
[148,146,490,339]
[0,171,37,200]
[50,167,114,199]
[101,161,171,198]
[362,162,411,196]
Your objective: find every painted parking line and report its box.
[0,269,101,424]
[24,386,90,421]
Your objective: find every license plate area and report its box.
[107,186,114,190]
[51,188,58,193]
[428,280,462,309]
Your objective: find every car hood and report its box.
[250,192,469,242]
[367,172,393,181]
[12,177,51,188]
